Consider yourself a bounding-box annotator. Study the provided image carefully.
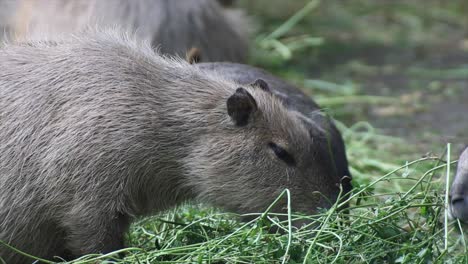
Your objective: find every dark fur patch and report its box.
[268,142,296,166]
[251,79,271,93]
[227,87,257,126]
[217,0,236,7]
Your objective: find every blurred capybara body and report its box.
[450,147,468,222]
[0,31,349,262]
[0,0,17,42]
[14,0,249,62]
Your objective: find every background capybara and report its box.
[12,0,249,62]
[450,147,468,223]
[0,30,350,262]
[0,0,17,42]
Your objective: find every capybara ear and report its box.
[186,47,202,64]
[227,87,257,126]
[251,79,271,93]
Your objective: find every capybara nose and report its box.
[450,195,468,223]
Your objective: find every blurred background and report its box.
[238,0,468,154]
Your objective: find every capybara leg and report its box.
[63,211,130,257]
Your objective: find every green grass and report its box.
[2,0,468,263]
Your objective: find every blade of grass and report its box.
[265,0,321,40]
[444,143,451,251]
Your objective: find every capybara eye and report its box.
[268,142,296,166]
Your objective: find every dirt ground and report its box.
[240,0,468,155]
[314,40,468,153]
[366,48,468,152]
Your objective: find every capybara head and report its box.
[450,147,468,222]
[194,62,352,214]
[185,79,349,216]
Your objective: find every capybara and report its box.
[0,30,350,262]
[13,0,249,62]
[450,147,468,223]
